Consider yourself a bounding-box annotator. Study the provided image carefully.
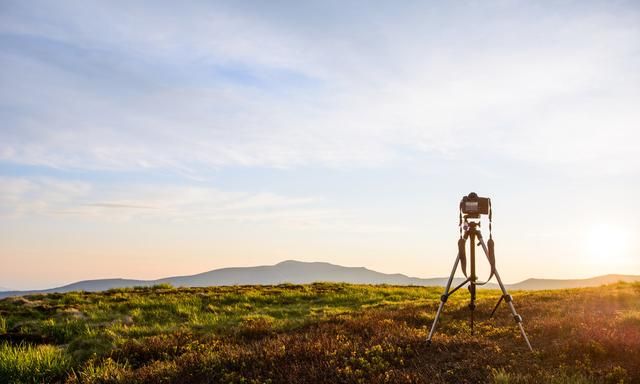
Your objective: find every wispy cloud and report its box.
[84,203,158,210]
[1,176,395,232]
[0,2,638,175]
[0,176,90,217]
[0,174,419,236]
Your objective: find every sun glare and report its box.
[585,223,630,267]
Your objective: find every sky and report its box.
[1,1,639,290]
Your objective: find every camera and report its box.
[460,192,490,216]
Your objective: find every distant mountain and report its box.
[0,260,637,299]
[0,279,153,299]
[0,261,478,298]
[155,260,465,287]
[507,274,640,290]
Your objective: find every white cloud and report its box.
[1,176,412,234]
[0,2,638,175]
[0,177,91,217]
[0,176,313,220]
[0,174,419,235]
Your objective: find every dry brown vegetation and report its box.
[1,282,639,383]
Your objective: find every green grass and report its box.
[0,282,638,383]
[0,342,71,383]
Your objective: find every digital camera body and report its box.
[460,192,490,217]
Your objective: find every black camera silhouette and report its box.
[460,192,490,216]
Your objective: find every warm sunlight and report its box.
[2,2,640,382]
[585,223,631,267]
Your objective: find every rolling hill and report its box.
[1,260,638,298]
[507,274,640,290]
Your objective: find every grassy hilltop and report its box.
[0,283,638,383]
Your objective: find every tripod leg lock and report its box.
[513,314,523,323]
[440,294,449,303]
[504,294,513,303]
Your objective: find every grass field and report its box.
[0,282,638,383]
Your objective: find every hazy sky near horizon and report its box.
[1,1,639,290]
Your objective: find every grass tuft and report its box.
[0,342,71,384]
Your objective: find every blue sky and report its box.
[1,1,639,289]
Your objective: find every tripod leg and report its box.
[489,295,504,318]
[493,270,533,351]
[427,252,461,343]
[468,284,476,335]
[477,237,533,352]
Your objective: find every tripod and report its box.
[426,217,533,352]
